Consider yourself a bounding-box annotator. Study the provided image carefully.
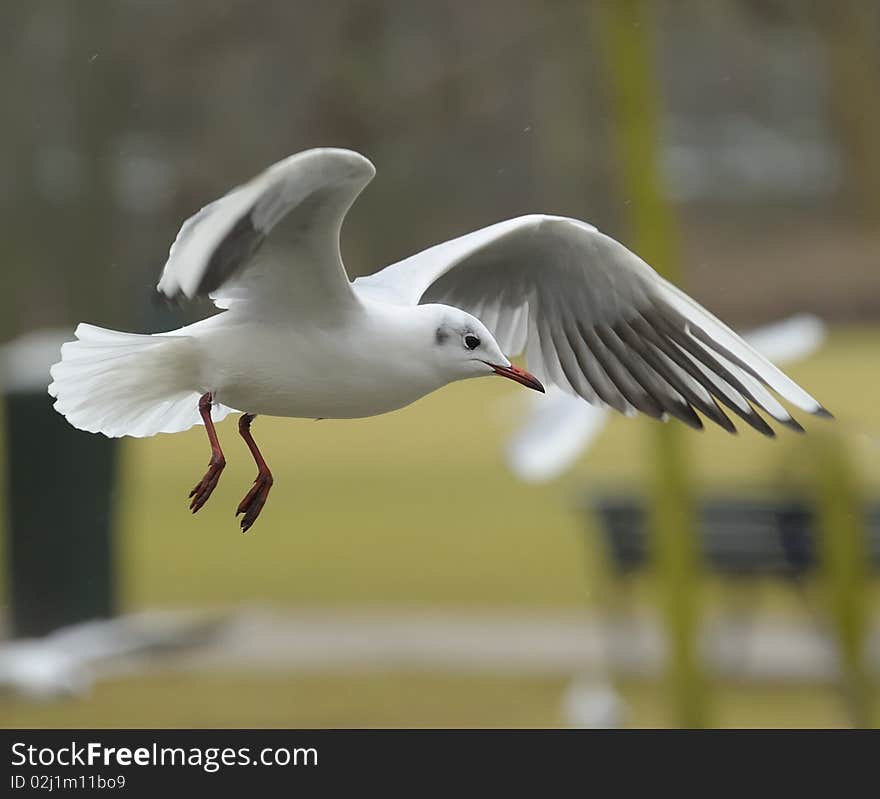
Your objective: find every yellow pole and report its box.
[812,431,875,727]
[595,0,707,727]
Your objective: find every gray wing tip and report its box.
[779,416,806,434]
[714,413,738,436]
[152,286,187,307]
[743,409,776,438]
[813,405,835,420]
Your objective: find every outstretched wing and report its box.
[156,148,375,314]
[356,215,830,435]
[502,313,827,484]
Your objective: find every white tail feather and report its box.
[48,323,233,438]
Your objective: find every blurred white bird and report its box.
[505,314,827,483]
[49,148,829,531]
[0,614,218,701]
[561,675,628,729]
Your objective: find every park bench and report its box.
[589,495,880,578]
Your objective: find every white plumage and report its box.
[48,147,830,529]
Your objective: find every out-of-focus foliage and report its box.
[2,0,879,341]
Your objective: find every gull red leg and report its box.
[189,392,226,513]
[236,413,273,532]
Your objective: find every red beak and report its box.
[487,362,545,393]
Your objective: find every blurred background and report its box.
[1,0,879,728]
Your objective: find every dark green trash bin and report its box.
[2,330,119,637]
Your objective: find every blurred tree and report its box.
[810,0,880,223]
[1,1,136,338]
[741,0,880,222]
[812,431,875,728]
[594,0,708,728]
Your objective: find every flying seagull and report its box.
[0,613,221,700]
[48,148,830,531]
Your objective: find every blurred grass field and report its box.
[1,324,878,727]
[119,324,880,610]
[0,673,856,729]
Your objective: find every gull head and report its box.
[423,305,544,393]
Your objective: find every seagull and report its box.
[48,148,831,531]
[504,314,828,483]
[0,613,220,700]
[561,676,628,729]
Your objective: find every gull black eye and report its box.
[464,334,481,350]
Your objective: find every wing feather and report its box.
[615,320,737,433]
[354,213,830,434]
[156,148,374,314]
[562,316,626,412]
[628,313,772,432]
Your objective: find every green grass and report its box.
[1,324,878,728]
[0,672,853,729]
[116,324,880,610]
